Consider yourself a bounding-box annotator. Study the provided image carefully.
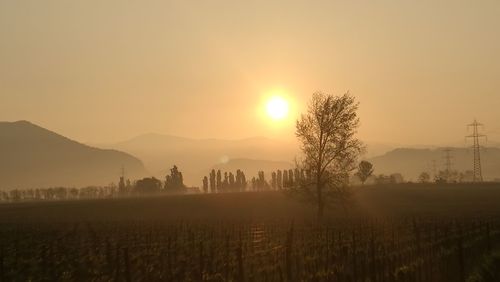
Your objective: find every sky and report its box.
[1,0,499,145]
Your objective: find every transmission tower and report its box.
[466,120,486,182]
[443,148,453,181]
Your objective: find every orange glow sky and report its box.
[1,1,499,145]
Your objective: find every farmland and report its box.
[1,184,500,281]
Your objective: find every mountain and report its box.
[102,134,299,185]
[368,147,500,181]
[0,121,146,190]
[363,141,401,158]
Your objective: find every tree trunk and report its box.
[317,168,324,221]
[317,203,324,220]
[317,182,324,220]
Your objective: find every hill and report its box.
[368,147,500,181]
[0,121,146,189]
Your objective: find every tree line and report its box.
[201,168,311,193]
[0,165,189,203]
[202,169,247,193]
[200,162,375,194]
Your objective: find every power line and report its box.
[466,120,487,182]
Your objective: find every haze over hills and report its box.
[368,147,500,181]
[101,134,496,186]
[100,133,299,185]
[3,121,497,189]
[0,121,146,190]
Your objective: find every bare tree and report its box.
[294,92,363,219]
[356,161,374,185]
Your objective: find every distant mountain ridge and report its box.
[0,121,146,190]
[4,120,498,189]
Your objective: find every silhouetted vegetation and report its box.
[202,169,247,193]
[419,172,431,183]
[135,177,163,193]
[375,173,405,185]
[293,92,363,219]
[164,165,186,191]
[356,161,374,185]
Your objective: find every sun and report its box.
[266,96,289,120]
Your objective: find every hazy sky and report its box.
[1,1,499,145]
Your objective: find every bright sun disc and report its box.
[266,96,289,120]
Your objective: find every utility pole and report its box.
[121,165,125,179]
[466,120,487,182]
[119,165,126,193]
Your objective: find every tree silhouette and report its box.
[271,172,277,190]
[288,169,294,187]
[209,169,216,193]
[241,171,247,190]
[356,161,374,185]
[283,170,289,188]
[237,170,247,191]
[277,170,283,189]
[294,92,363,219]
[135,177,162,193]
[257,171,269,190]
[165,165,186,191]
[216,170,222,192]
[203,176,209,193]
[435,170,458,183]
[229,172,235,191]
[418,172,431,183]
[459,170,474,183]
[294,169,301,184]
[223,172,229,191]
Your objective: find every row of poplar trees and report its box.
[202,168,312,193]
[202,169,247,193]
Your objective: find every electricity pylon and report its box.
[466,120,486,182]
[443,148,453,182]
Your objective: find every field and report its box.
[1,184,500,281]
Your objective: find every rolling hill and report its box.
[368,147,500,181]
[0,121,146,189]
